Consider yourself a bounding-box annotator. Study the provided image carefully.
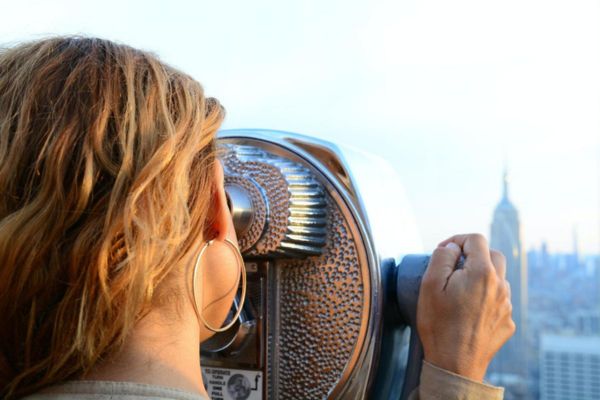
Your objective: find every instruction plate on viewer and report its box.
[201,367,262,400]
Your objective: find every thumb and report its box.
[424,242,462,285]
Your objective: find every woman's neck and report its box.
[84,306,208,398]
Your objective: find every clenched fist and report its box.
[417,234,516,382]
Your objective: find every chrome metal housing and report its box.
[212,129,422,399]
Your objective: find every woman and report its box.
[0,37,514,399]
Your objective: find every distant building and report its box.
[573,310,600,336]
[487,169,528,397]
[597,257,600,306]
[571,226,581,269]
[540,335,600,400]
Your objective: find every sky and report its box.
[1,0,599,253]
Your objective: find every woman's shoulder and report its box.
[21,380,209,400]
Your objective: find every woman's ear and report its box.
[197,161,240,341]
[210,161,235,242]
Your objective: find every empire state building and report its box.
[488,170,528,388]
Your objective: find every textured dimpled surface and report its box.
[222,147,291,256]
[221,143,367,399]
[222,144,327,257]
[274,196,364,399]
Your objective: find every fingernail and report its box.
[445,242,461,252]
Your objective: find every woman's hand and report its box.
[417,233,516,382]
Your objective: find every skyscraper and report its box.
[540,335,600,400]
[571,225,581,269]
[488,169,528,398]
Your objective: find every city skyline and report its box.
[527,236,600,400]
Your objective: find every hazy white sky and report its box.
[2,0,599,253]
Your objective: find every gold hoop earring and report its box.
[192,238,247,333]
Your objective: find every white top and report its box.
[20,362,504,400]
[21,381,208,400]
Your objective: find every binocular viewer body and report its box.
[201,130,431,400]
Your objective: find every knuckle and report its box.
[508,319,517,334]
[470,233,488,247]
[497,279,507,296]
[431,247,448,259]
[503,296,513,313]
[471,261,496,283]
[430,247,456,270]
[490,249,506,264]
[479,262,496,279]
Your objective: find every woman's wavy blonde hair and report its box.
[0,37,225,398]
